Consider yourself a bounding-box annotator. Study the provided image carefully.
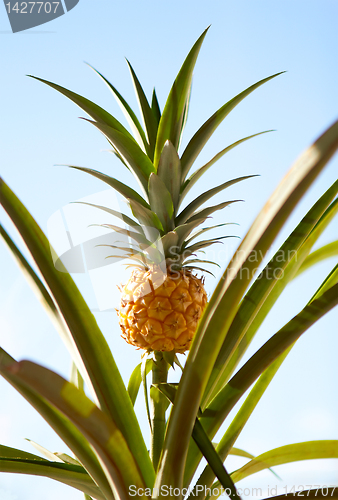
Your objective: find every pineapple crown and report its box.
[29,27,282,275]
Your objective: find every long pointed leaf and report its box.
[0,347,114,500]
[85,119,156,192]
[295,239,338,277]
[0,223,59,320]
[87,63,148,153]
[174,218,208,247]
[180,72,284,178]
[192,420,241,500]
[155,385,240,500]
[191,349,291,497]
[178,200,242,226]
[148,173,174,232]
[178,176,256,222]
[74,201,142,231]
[127,60,158,158]
[29,75,134,139]
[151,88,161,125]
[203,180,338,405]
[68,166,150,207]
[154,27,210,167]
[184,279,338,488]
[128,359,153,406]
[157,141,182,211]
[231,441,338,483]
[0,455,104,499]
[0,179,155,488]
[5,360,148,499]
[185,223,237,245]
[309,263,338,302]
[129,199,164,233]
[154,120,338,495]
[181,132,271,199]
[207,282,338,434]
[100,224,151,246]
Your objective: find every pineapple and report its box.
[31,27,282,352]
[119,267,207,352]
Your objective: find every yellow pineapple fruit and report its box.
[119,267,207,353]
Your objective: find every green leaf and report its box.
[195,121,338,404]
[155,119,338,495]
[155,384,240,500]
[295,239,338,278]
[148,173,174,232]
[0,179,155,489]
[129,199,164,234]
[0,347,114,500]
[184,266,216,277]
[183,236,234,256]
[128,359,154,406]
[100,224,151,247]
[86,63,149,153]
[203,180,338,405]
[174,218,208,247]
[127,60,158,158]
[191,420,241,500]
[185,276,338,488]
[151,88,161,125]
[0,444,49,462]
[157,141,182,211]
[67,165,150,207]
[178,176,256,221]
[309,263,338,302]
[231,441,338,483]
[228,448,254,460]
[0,224,61,327]
[191,350,290,496]
[178,81,192,150]
[29,75,134,139]
[0,451,104,499]
[185,223,237,245]
[74,201,143,231]
[4,360,148,498]
[154,27,210,167]
[206,282,338,436]
[180,72,284,178]
[183,259,220,268]
[178,200,242,226]
[85,119,156,192]
[142,355,152,430]
[180,132,272,199]
[160,231,179,258]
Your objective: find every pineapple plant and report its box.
[0,27,338,500]
[29,27,279,355]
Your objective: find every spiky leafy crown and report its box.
[30,28,282,275]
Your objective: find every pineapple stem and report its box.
[150,351,168,471]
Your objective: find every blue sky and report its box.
[0,1,338,499]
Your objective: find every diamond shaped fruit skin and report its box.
[119,267,207,353]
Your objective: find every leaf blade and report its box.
[154,27,210,167]
[0,179,155,489]
[180,72,284,178]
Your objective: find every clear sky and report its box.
[0,1,338,499]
